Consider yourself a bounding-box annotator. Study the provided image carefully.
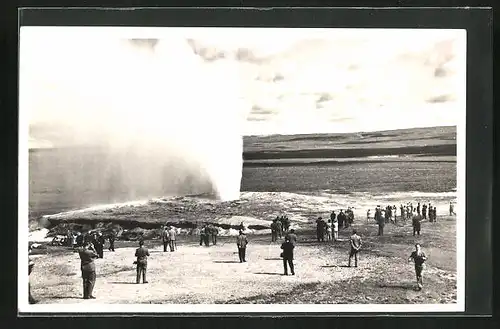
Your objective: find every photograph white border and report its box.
[18,26,466,314]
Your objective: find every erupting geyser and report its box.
[21,28,249,204]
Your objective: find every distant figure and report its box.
[108,231,115,252]
[271,220,278,242]
[135,240,150,284]
[346,208,354,227]
[28,257,37,304]
[337,210,345,229]
[412,212,422,236]
[236,230,248,263]
[168,227,177,251]
[422,204,428,220]
[67,230,73,247]
[281,236,295,276]
[366,209,371,221]
[316,217,326,242]
[210,225,218,245]
[199,225,206,246]
[433,207,438,222]
[400,205,405,220]
[326,220,333,241]
[393,205,397,222]
[375,208,384,236]
[162,226,170,252]
[78,236,99,299]
[333,219,339,241]
[348,229,362,267]
[286,229,298,246]
[330,210,337,223]
[276,219,283,239]
[408,243,427,291]
[76,233,84,247]
[417,202,421,216]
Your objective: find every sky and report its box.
[20,27,466,147]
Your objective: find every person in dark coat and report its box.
[135,240,150,284]
[376,208,385,236]
[276,219,283,239]
[337,210,345,229]
[108,231,115,252]
[408,243,427,291]
[96,232,105,258]
[209,224,218,245]
[236,230,248,263]
[271,220,278,242]
[199,225,206,246]
[78,236,99,299]
[281,236,295,275]
[412,212,422,236]
[316,217,326,242]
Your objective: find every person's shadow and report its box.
[109,281,139,284]
[253,272,284,276]
[212,260,241,264]
[320,265,350,268]
[377,282,415,291]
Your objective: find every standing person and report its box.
[271,220,278,242]
[97,232,105,258]
[433,207,438,222]
[280,236,295,276]
[316,217,326,242]
[333,219,339,241]
[108,231,115,252]
[348,229,362,267]
[236,230,248,263]
[135,240,150,284]
[162,226,170,252]
[400,205,405,221]
[330,210,337,223]
[199,225,206,246]
[275,218,282,239]
[393,205,397,222]
[366,209,371,221]
[210,225,218,245]
[376,208,385,236]
[412,211,422,236]
[337,210,345,229]
[449,202,455,215]
[417,202,421,216]
[408,243,427,291]
[283,216,291,232]
[77,236,99,299]
[326,220,333,242]
[168,226,177,252]
[422,204,427,220]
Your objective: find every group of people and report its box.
[161,225,177,252]
[199,223,219,246]
[270,215,291,242]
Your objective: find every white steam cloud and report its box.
[21,28,249,201]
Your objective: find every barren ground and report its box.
[30,216,457,304]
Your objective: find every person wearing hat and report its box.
[316,217,326,242]
[280,236,295,275]
[236,230,248,263]
[168,226,177,252]
[408,243,427,290]
[135,240,150,284]
[78,235,99,299]
[96,232,106,258]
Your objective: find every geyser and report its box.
[21,29,249,206]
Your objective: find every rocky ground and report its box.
[28,215,457,304]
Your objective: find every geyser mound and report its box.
[21,29,249,205]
